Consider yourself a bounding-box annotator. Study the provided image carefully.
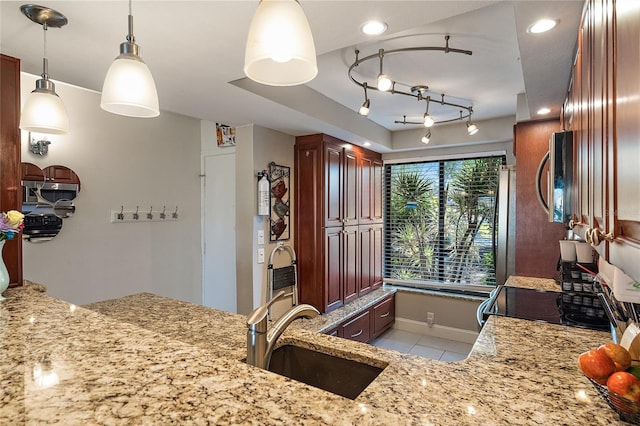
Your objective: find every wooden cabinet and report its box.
[513,119,566,279]
[608,0,640,280]
[371,294,395,340]
[295,133,383,313]
[339,310,371,343]
[358,153,383,224]
[330,294,395,344]
[566,0,640,282]
[359,223,383,296]
[0,54,22,286]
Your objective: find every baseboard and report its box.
[393,317,479,344]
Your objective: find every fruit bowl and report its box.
[587,377,640,423]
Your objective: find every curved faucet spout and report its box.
[264,304,319,365]
[246,292,319,370]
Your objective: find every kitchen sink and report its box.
[267,344,386,400]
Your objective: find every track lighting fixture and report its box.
[349,36,478,143]
[244,0,317,86]
[101,0,159,118]
[421,130,431,144]
[376,50,393,92]
[358,82,370,116]
[19,4,70,135]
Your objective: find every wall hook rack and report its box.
[110,205,180,223]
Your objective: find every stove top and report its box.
[483,286,610,331]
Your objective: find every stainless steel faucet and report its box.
[246,291,320,369]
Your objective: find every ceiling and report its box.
[0,1,584,152]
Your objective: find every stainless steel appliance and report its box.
[536,131,574,223]
[479,285,610,331]
[496,166,516,286]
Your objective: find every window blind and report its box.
[384,155,505,289]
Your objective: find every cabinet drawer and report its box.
[372,295,395,338]
[341,310,371,343]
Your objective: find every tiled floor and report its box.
[370,328,473,362]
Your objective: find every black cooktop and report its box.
[484,286,610,331]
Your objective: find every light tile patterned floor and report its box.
[370,329,473,362]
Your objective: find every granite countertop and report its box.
[1,278,626,425]
[505,275,561,291]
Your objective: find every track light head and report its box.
[358,99,370,116]
[467,121,479,135]
[377,74,392,92]
[421,130,431,144]
[423,113,434,128]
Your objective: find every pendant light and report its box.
[19,5,69,135]
[244,0,318,86]
[101,0,159,118]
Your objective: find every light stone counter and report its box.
[2,284,627,425]
[505,275,561,291]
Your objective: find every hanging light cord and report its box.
[41,22,49,79]
[127,0,135,43]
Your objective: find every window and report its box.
[384,155,505,292]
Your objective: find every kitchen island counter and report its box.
[2,286,625,425]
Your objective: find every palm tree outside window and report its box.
[384,155,505,292]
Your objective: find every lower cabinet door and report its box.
[340,310,371,343]
[372,295,395,339]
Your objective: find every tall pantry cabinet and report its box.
[294,134,383,313]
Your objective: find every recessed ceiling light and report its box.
[363,142,371,147]
[361,21,388,36]
[537,107,551,115]
[528,19,558,34]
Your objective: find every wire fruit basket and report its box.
[588,378,640,424]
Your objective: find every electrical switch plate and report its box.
[257,248,265,264]
[257,230,265,245]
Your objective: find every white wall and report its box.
[252,126,296,318]
[20,73,202,305]
[221,124,295,315]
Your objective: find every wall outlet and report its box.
[427,312,435,328]
[257,248,265,264]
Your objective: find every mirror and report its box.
[21,163,81,242]
[53,200,75,218]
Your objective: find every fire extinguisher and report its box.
[257,171,270,216]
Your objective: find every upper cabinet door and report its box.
[610,0,640,281]
[324,143,343,227]
[589,0,610,257]
[358,153,383,224]
[359,155,372,224]
[343,149,359,225]
[372,159,384,223]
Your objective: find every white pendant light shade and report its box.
[244,0,318,86]
[101,55,159,118]
[19,4,69,135]
[20,85,69,134]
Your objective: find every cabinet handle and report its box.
[350,329,363,338]
[379,312,390,318]
[590,228,615,246]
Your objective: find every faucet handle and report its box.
[247,290,288,332]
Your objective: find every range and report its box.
[480,285,611,332]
